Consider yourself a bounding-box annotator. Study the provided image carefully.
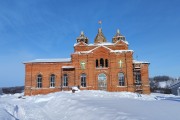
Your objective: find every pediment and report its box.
[114,40,128,46]
[90,45,112,54]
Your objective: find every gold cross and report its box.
[118,60,123,68]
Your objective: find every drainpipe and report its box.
[61,67,63,91]
[30,63,33,96]
[125,53,128,91]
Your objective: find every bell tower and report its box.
[76,31,89,44]
[112,29,126,43]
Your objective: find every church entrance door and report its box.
[98,73,107,90]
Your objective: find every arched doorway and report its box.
[98,73,107,90]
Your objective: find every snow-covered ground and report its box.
[0,90,180,120]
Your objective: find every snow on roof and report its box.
[89,42,114,46]
[92,45,112,51]
[74,51,91,54]
[74,41,128,47]
[62,66,75,68]
[24,58,71,63]
[133,60,150,64]
[74,46,133,54]
[74,43,79,46]
[89,41,129,46]
[114,40,129,45]
[110,50,133,53]
[124,41,129,45]
[74,45,112,54]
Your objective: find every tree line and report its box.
[150,75,180,94]
[0,86,24,94]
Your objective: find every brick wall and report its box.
[24,41,150,95]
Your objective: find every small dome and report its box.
[112,29,126,43]
[76,31,89,44]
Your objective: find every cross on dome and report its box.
[81,31,84,36]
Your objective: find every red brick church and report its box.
[24,27,150,96]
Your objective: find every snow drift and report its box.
[0,90,179,120]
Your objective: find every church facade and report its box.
[24,28,150,96]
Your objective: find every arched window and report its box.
[100,58,104,67]
[37,74,42,88]
[50,74,55,88]
[81,73,86,87]
[63,74,68,86]
[96,59,99,68]
[105,59,108,67]
[118,73,125,86]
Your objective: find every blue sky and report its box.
[0,0,180,87]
